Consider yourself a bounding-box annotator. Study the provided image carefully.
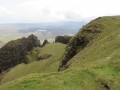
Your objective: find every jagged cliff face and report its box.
[42,39,48,47]
[0,34,40,72]
[58,18,104,71]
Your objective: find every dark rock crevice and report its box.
[101,82,110,90]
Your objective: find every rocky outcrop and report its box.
[0,41,4,48]
[58,20,104,71]
[0,34,40,73]
[55,35,72,44]
[42,39,48,47]
[37,53,52,60]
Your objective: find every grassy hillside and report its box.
[0,43,66,84]
[0,16,120,90]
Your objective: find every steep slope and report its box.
[0,16,120,90]
[59,17,104,70]
[67,16,120,68]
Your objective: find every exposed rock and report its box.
[0,34,41,73]
[101,82,110,90]
[42,39,48,47]
[58,22,104,71]
[37,53,52,60]
[0,41,4,48]
[55,35,72,44]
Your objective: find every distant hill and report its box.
[17,21,86,41]
[17,21,86,35]
[0,20,86,42]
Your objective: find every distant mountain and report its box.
[0,20,87,42]
[17,20,86,35]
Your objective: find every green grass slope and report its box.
[0,43,66,84]
[0,16,120,90]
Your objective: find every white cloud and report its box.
[0,0,120,23]
[0,7,14,17]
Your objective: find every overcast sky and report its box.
[0,0,120,23]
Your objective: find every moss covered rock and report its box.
[0,34,41,72]
[55,35,72,44]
